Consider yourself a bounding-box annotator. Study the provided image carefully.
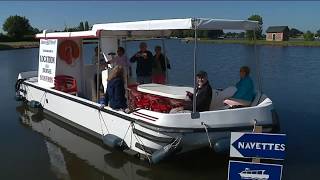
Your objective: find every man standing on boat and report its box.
[130,42,153,84]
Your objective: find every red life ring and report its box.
[58,40,80,64]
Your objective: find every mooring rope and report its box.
[38,91,47,108]
[120,122,133,147]
[131,123,151,164]
[171,136,182,149]
[98,111,105,137]
[25,85,35,101]
[201,122,213,148]
[97,105,110,135]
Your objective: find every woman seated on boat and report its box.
[105,66,127,110]
[224,66,255,108]
[171,71,212,113]
[152,45,171,84]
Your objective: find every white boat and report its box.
[239,168,270,180]
[15,18,279,163]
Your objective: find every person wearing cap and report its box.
[130,42,153,84]
[182,71,213,112]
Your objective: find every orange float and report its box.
[58,40,80,64]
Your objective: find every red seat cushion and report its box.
[54,75,77,94]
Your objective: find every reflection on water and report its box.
[16,104,228,180]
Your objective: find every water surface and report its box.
[1,40,320,179]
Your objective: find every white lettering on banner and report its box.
[238,142,286,152]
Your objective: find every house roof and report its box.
[266,26,289,33]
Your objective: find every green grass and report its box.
[0,41,39,50]
[199,39,320,47]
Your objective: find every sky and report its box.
[0,1,319,33]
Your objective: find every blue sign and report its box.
[228,161,283,180]
[230,132,286,160]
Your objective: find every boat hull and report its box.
[17,76,277,161]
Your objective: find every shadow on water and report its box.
[16,103,228,180]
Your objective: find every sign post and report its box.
[230,132,286,160]
[38,39,58,88]
[228,161,283,180]
[228,126,286,180]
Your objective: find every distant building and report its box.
[266,26,289,41]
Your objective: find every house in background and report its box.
[266,26,289,41]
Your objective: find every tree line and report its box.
[1,15,319,42]
[0,15,91,42]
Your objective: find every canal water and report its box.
[1,40,320,179]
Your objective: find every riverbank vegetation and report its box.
[1,14,320,50]
[198,39,320,47]
[0,41,39,50]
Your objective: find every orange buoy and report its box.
[58,40,80,64]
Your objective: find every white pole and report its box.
[96,38,101,101]
[192,19,198,115]
[253,31,262,92]
[161,38,169,84]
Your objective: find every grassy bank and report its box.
[199,39,320,47]
[0,41,39,50]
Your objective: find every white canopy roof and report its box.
[36,30,97,39]
[93,18,259,31]
[36,18,259,38]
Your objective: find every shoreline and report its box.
[197,39,320,47]
[1,39,320,51]
[0,41,39,50]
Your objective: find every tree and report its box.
[79,22,84,31]
[303,31,314,41]
[84,21,90,31]
[170,30,184,38]
[289,28,303,37]
[238,32,245,38]
[316,29,320,37]
[2,15,34,40]
[246,14,263,40]
[207,30,224,39]
[64,21,89,32]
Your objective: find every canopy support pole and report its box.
[123,37,130,88]
[161,38,169,84]
[253,31,262,93]
[192,19,199,119]
[96,38,101,102]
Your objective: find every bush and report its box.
[304,31,315,41]
[0,33,13,42]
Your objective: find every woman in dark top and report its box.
[152,46,171,84]
[170,71,212,113]
[184,71,212,112]
[105,66,127,110]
